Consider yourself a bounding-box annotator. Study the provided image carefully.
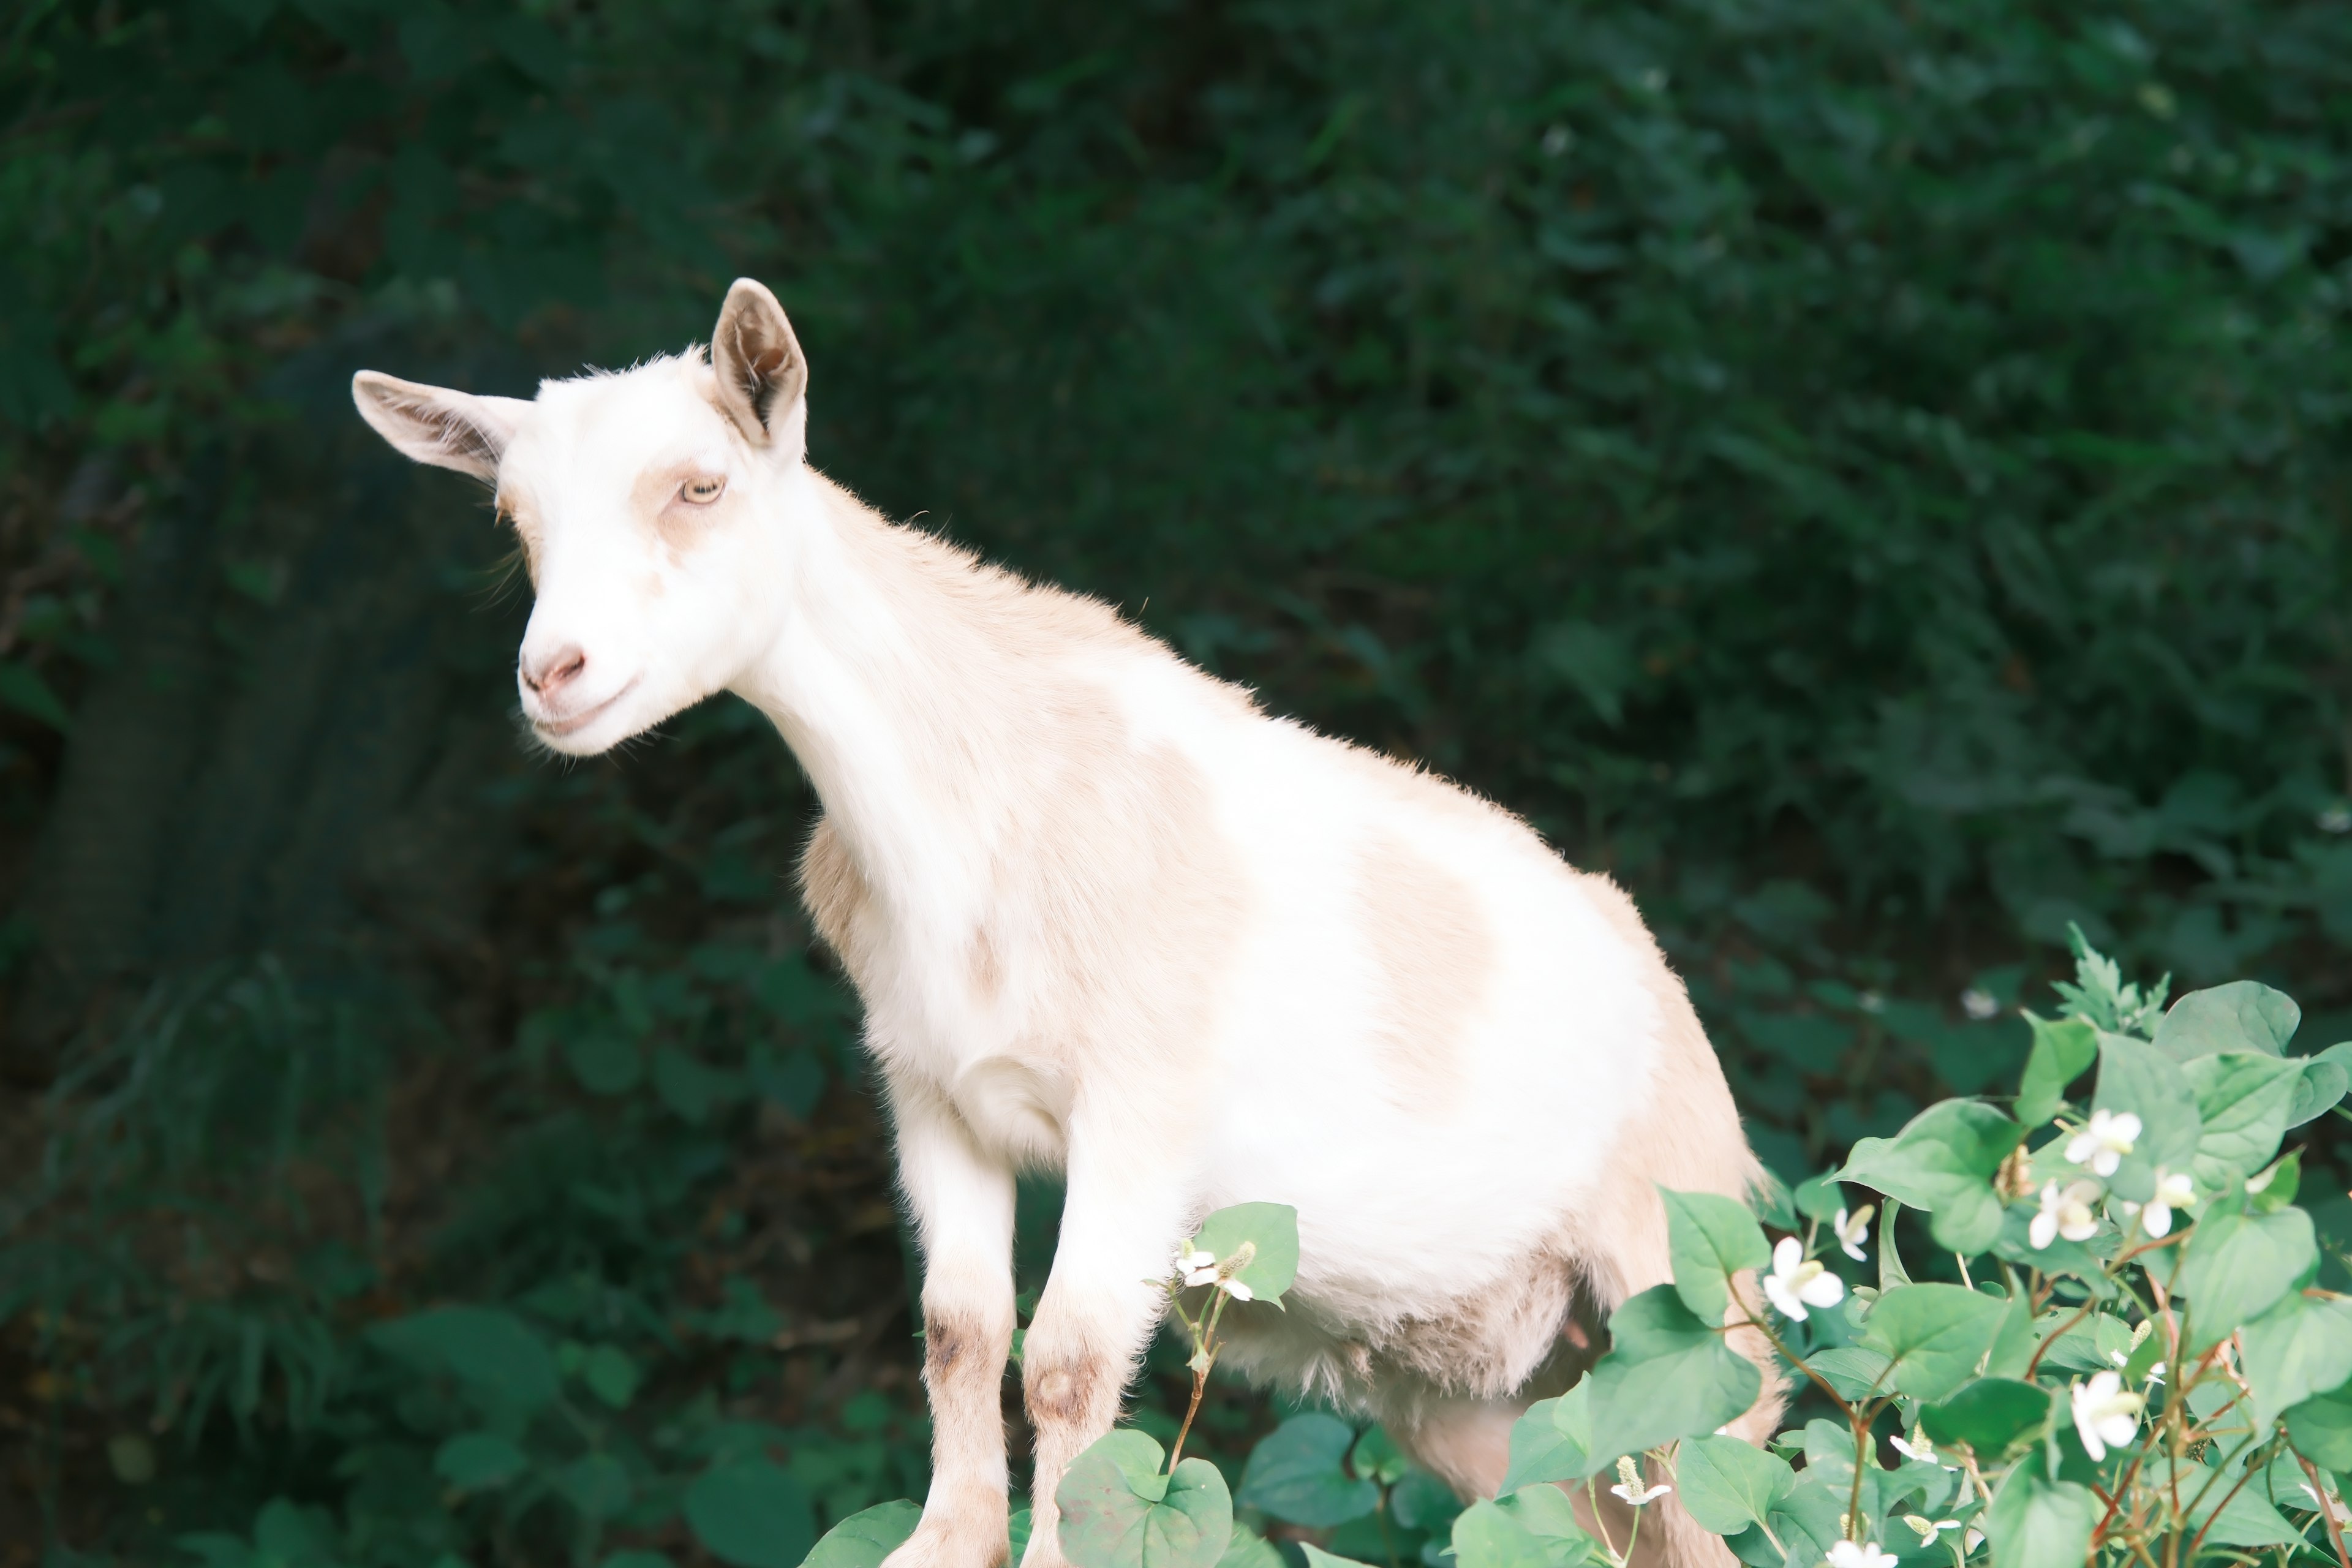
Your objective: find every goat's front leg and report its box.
[1019,1124,1193,1568]
[884,1087,1019,1568]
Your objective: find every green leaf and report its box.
[1862,1284,2010,1403]
[2143,1460,2302,1547]
[687,1458,816,1568]
[1660,1186,1770,1325]
[2239,1291,2352,1429]
[582,1344,641,1409]
[1582,1286,1762,1469]
[368,1306,559,1419]
[1983,1461,2098,1568]
[1920,1380,2052,1457]
[434,1432,529,1490]
[566,1031,643,1096]
[1794,1172,1845,1221]
[2176,1205,2320,1351]
[1188,1204,1299,1306]
[1673,1434,1795,1536]
[2287,1384,2352,1471]
[1499,1396,1585,1492]
[1217,1525,1283,1568]
[1235,1414,1378,1527]
[799,1501,921,1568]
[2152,981,2300,1059]
[1495,1484,1604,1567]
[1298,1547,1376,1568]
[2016,1014,2098,1128]
[1348,1426,1407,1488]
[1804,1346,1894,1401]
[2184,1052,2304,1183]
[1835,1101,2024,1256]
[1058,1430,1232,1568]
[2092,1032,2202,1203]
[1450,1495,1600,1568]
[2288,1059,2349,1129]
[0,659,70,729]
[2251,1150,2302,1210]
[558,1453,634,1520]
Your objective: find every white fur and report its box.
[353,280,1777,1568]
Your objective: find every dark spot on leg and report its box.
[925,1313,978,1386]
[1024,1357,1101,1429]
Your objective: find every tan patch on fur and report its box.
[1356,831,1493,1114]
[797,816,880,993]
[968,924,1001,1003]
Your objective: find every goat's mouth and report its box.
[532,677,640,739]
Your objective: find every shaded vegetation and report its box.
[1,0,2350,1562]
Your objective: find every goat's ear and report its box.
[350,371,526,481]
[710,278,808,449]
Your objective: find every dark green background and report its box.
[2,1,2348,1562]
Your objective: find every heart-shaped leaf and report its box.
[801,1501,922,1568]
[1058,1430,1232,1568]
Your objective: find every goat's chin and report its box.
[526,676,671,756]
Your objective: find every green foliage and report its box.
[1236,1414,1379,1528]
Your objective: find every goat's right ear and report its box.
[710,279,809,451]
[350,371,527,482]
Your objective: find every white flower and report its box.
[1902,1517,1962,1547]
[2320,806,2352,835]
[2138,1168,2195,1237]
[2070,1371,2143,1461]
[1833,1205,1874,1262]
[1763,1235,1846,1321]
[1826,1542,1898,1568]
[1610,1455,1671,1507]
[1219,1276,1254,1302]
[2030,1180,2102,1250]
[1964,1529,1983,1554]
[1175,1247,1218,1288]
[2065,1109,2140,1177]
[1890,1428,1958,1469]
[1961,987,2000,1021]
[2298,1484,2351,1524]
[1857,990,1886,1014]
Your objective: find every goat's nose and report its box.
[521,644,587,695]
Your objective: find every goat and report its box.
[352,279,1783,1568]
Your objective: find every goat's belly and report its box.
[1194,872,1664,1303]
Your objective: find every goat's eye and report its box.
[680,475,726,505]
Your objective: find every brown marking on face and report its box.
[1355,830,1493,1115]
[630,459,733,562]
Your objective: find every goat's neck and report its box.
[731,472,1043,931]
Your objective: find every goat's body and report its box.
[777,473,1774,1558]
[351,300,1777,1568]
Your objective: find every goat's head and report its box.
[351,279,810,754]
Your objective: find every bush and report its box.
[792,935,2352,1568]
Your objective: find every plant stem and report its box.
[2299,1454,2352,1568]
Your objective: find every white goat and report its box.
[353,279,1781,1568]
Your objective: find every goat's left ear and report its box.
[710,278,809,451]
[351,371,529,483]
